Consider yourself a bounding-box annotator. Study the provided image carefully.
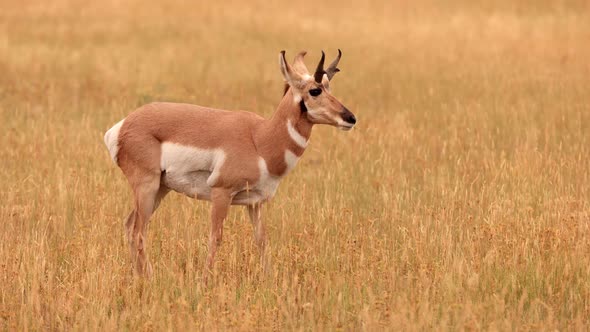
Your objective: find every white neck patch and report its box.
[284,150,300,174]
[287,119,308,149]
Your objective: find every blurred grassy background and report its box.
[1,0,589,330]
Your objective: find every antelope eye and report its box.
[309,88,322,97]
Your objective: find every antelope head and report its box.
[279,50,357,131]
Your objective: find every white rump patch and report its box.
[287,120,308,148]
[160,142,226,187]
[104,119,125,164]
[284,150,300,174]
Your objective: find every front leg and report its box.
[247,203,267,250]
[204,187,233,282]
[247,203,269,270]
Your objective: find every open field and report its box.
[1,0,590,330]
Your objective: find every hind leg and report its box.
[123,175,166,277]
[117,132,165,277]
[125,185,169,276]
[125,185,169,242]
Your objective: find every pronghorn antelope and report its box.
[104,50,356,278]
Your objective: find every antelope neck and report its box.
[253,90,313,176]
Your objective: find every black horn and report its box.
[314,51,326,83]
[314,49,342,83]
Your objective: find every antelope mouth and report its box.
[338,123,354,131]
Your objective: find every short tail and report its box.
[104,119,125,164]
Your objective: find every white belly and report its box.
[160,142,225,186]
[159,143,287,205]
[162,170,213,201]
[162,170,281,205]
[160,142,223,201]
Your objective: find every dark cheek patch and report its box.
[299,99,308,113]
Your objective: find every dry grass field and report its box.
[1,0,590,330]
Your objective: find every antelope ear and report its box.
[292,51,310,76]
[321,73,330,92]
[279,50,306,90]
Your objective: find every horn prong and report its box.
[325,49,342,80]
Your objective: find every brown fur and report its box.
[107,50,355,281]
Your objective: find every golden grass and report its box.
[1,0,590,330]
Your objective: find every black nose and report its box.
[342,108,356,124]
